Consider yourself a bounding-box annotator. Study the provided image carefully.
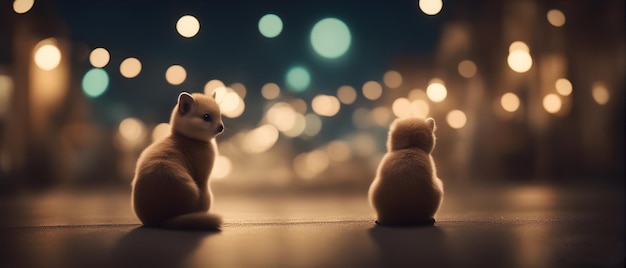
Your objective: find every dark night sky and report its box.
[46,0,448,126]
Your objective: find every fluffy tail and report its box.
[159,212,222,231]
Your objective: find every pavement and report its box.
[0,182,624,268]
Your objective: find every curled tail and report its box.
[159,212,222,231]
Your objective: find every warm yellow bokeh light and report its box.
[337,85,357,104]
[119,117,146,143]
[303,113,322,137]
[446,110,467,129]
[509,41,530,53]
[165,65,186,85]
[392,97,429,118]
[542,94,562,114]
[362,81,383,100]
[261,83,280,100]
[34,42,61,71]
[120,57,142,78]
[219,90,245,118]
[500,92,520,112]
[383,70,403,88]
[230,82,247,99]
[408,89,427,101]
[507,50,533,73]
[547,9,566,27]
[458,60,477,78]
[242,124,279,154]
[426,79,447,102]
[311,95,341,117]
[267,102,298,132]
[326,140,352,162]
[555,78,572,96]
[211,155,232,180]
[419,0,443,16]
[151,123,171,143]
[294,150,330,180]
[13,0,34,14]
[0,75,14,118]
[290,98,308,114]
[352,133,377,157]
[89,48,110,68]
[592,82,610,105]
[204,79,225,95]
[283,113,306,138]
[371,106,392,127]
[176,15,200,38]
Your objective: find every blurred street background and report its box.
[0,0,624,267]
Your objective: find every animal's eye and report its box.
[203,114,211,122]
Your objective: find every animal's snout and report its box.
[216,124,224,133]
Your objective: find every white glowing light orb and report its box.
[419,0,443,16]
[555,78,572,96]
[542,94,562,114]
[311,95,341,117]
[500,92,520,112]
[89,48,110,68]
[34,43,61,71]
[426,80,447,102]
[507,50,533,73]
[120,57,142,78]
[176,15,200,38]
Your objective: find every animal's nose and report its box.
[217,124,224,133]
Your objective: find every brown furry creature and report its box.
[368,117,444,226]
[131,92,224,231]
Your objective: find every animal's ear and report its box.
[210,90,217,99]
[426,117,436,132]
[178,92,194,115]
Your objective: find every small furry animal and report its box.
[368,117,444,226]
[131,92,224,231]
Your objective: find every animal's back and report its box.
[370,149,442,224]
[132,137,205,226]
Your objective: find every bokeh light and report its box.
[34,41,61,71]
[286,66,311,92]
[118,117,146,144]
[426,79,447,102]
[326,140,352,162]
[219,89,245,118]
[204,79,225,95]
[383,70,403,88]
[446,110,467,129]
[408,88,427,101]
[507,41,532,73]
[119,57,142,78]
[371,106,393,127]
[351,133,377,157]
[509,41,530,53]
[229,82,247,99]
[419,0,443,16]
[267,102,298,132]
[555,78,572,96]
[13,0,34,14]
[261,83,280,100]
[542,94,562,114]
[151,123,171,143]
[258,14,283,38]
[165,65,186,85]
[89,48,110,68]
[507,50,533,73]
[82,68,109,98]
[362,81,383,100]
[242,124,279,154]
[294,150,329,179]
[500,92,520,112]
[592,82,610,105]
[310,18,351,59]
[547,9,566,27]
[290,98,308,114]
[211,155,232,180]
[337,85,357,104]
[392,97,428,119]
[458,60,477,78]
[311,95,341,117]
[176,15,200,38]
[303,113,322,137]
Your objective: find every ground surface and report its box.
[1,182,624,268]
